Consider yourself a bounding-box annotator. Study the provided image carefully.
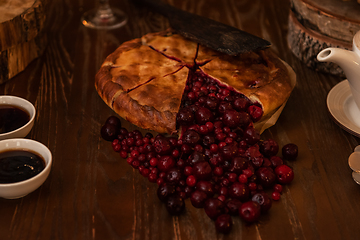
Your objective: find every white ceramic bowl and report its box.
[0,138,52,199]
[0,95,36,140]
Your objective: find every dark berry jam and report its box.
[0,105,30,134]
[0,150,45,184]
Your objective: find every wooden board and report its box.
[0,0,47,83]
[287,0,360,76]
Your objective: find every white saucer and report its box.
[327,80,360,138]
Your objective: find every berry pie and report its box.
[95,30,294,134]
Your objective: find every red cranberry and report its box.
[183,130,201,146]
[196,181,215,197]
[272,191,281,201]
[248,105,263,122]
[282,143,298,160]
[275,164,294,184]
[193,161,212,180]
[243,126,260,145]
[206,97,219,110]
[186,151,205,166]
[259,139,279,157]
[204,198,226,220]
[255,167,276,188]
[176,108,194,126]
[239,201,261,223]
[166,168,183,184]
[202,134,216,147]
[101,123,119,141]
[220,142,238,160]
[226,199,242,215]
[222,109,242,128]
[215,214,233,234]
[166,195,185,215]
[154,136,172,155]
[218,101,233,114]
[195,107,214,124]
[228,182,250,201]
[190,190,208,208]
[157,156,175,172]
[157,183,175,202]
[229,157,248,174]
[186,175,197,187]
[105,116,121,127]
[251,192,272,212]
[233,97,250,111]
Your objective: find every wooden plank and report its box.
[0,0,47,83]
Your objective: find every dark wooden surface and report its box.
[1,0,360,239]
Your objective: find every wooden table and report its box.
[1,0,359,239]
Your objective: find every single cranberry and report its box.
[183,130,201,146]
[221,142,238,160]
[176,108,195,126]
[251,192,272,212]
[186,175,197,187]
[195,107,214,124]
[206,97,220,110]
[222,110,242,128]
[157,183,175,202]
[273,183,283,193]
[282,143,298,160]
[154,136,172,155]
[184,166,193,176]
[190,190,208,208]
[243,126,261,145]
[228,182,250,201]
[166,195,185,215]
[218,101,233,114]
[166,168,183,184]
[226,199,243,215]
[204,198,226,220]
[233,97,250,111]
[186,151,205,166]
[101,123,119,141]
[105,116,121,127]
[196,181,215,197]
[239,201,261,223]
[180,144,192,156]
[248,105,263,122]
[193,161,212,180]
[255,167,276,188]
[202,134,216,147]
[259,139,279,157]
[238,174,248,183]
[272,191,281,201]
[275,164,294,184]
[229,157,248,174]
[215,214,233,234]
[157,156,175,172]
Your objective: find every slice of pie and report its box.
[95,30,295,134]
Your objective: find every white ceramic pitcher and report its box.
[317,30,360,110]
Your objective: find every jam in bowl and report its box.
[0,138,52,199]
[0,95,36,140]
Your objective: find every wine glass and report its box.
[81,0,128,30]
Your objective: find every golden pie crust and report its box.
[95,30,293,134]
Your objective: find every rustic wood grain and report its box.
[0,0,48,83]
[0,0,360,239]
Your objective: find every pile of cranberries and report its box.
[100,69,298,234]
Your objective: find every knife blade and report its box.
[134,0,271,55]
